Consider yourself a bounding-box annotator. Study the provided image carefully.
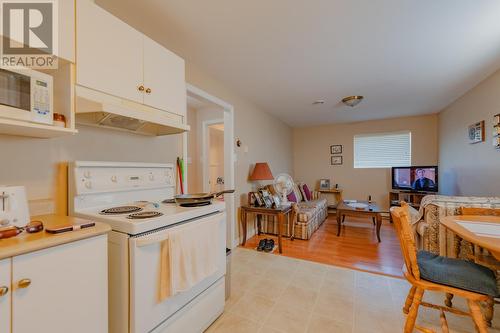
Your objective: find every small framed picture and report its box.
[468,121,485,144]
[253,192,264,206]
[272,195,281,207]
[331,156,343,166]
[319,179,330,190]
[330,145,342,155]
[263,196,273,208]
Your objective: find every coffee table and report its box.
[336,201,384,242]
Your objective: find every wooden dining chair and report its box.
[391,203,499,333]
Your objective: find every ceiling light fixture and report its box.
[342,96,364,107]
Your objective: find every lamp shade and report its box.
[249,163,274,181]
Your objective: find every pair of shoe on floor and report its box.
[257,239,275,252]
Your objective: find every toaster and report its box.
[0,186,30,228]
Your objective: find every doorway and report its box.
[184,84,235,248]
[204,121,225,193]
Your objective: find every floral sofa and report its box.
[260,182,328,240]
[413,195,500,257]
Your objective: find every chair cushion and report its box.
[417,251,499,297]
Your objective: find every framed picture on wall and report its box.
[468,121,485,144]
[330,145,343,154]
[331,156,343,166]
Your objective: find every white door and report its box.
[0,258,10,333]
[12,236,108,333]
[143,36,186,116]
[76,0,144,103]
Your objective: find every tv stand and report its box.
[389,190,431,209]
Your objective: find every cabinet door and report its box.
[143,36,187,117]
[76,0,143,103]
[12,235,108,333]
[0,259,10,333]
[58,0,75,62]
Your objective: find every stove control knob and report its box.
[84,181,92,189]
[83,171,91,179]
[111,175,118,183]
[165,169,174,184]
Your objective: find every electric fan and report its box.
[273,173,294,206]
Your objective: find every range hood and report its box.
[75,85,189,136]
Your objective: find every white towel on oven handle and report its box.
[159,216,219,301]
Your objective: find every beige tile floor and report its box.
[207,247,500,333]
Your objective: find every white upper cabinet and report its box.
[143,37,186,117]
[58,0,75,62]
[76,0,187,118]
[0,259,10,333]
[76,0,144,104]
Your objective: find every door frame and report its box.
[185,83,236,248]
[202,119,224,193]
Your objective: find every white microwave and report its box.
[0,67,53,125]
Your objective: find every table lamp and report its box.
[249,162,274,190]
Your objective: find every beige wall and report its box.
[439,69,500,196]
[0,126,182,211]
[186,63,293,242]
[293,114,439,209]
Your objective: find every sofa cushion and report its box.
[287,191,298,203]
[302,184,312,201]
[292,183,304,202]
[297,207,315,222]
[417,251,499,297]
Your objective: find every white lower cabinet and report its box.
[2,235,108,333]
[0,258,11,333]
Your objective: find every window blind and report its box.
[354,131,411,168]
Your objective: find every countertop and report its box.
[0,214,111,260]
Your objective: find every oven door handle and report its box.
[134,232,169,247]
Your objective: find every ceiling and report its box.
[97,0,500,127]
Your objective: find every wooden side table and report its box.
[318,188,343,210]
[240,205,293,254]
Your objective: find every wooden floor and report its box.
[240,213,405,277]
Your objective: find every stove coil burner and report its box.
[100,206,143,215]
[127,211,164,219]
[162,199,176,204]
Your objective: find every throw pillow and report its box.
[302,184,312,201]
[287,191,298,203]
[298,183,309,202]
[292,184,304,202]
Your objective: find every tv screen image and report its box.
[392,166,438,192]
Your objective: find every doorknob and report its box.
[145,88,152,94]
[17,279,31,289]
[0,286,8,297]
[138,85,145,92]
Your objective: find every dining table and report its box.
[440,215,500,260]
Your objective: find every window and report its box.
[354,131,411,168]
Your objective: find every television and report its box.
[392,166,438,193]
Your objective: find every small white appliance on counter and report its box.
[0,67,53,125]
[0,185,30,227]
[68,161,226,333]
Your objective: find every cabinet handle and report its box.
[0,286,8,297]
[138,85,145,92]
[145,88,152,94]
[17,279,31,289]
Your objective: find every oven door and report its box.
[129,212,226,333]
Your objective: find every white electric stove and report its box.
[68,161,226,333]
